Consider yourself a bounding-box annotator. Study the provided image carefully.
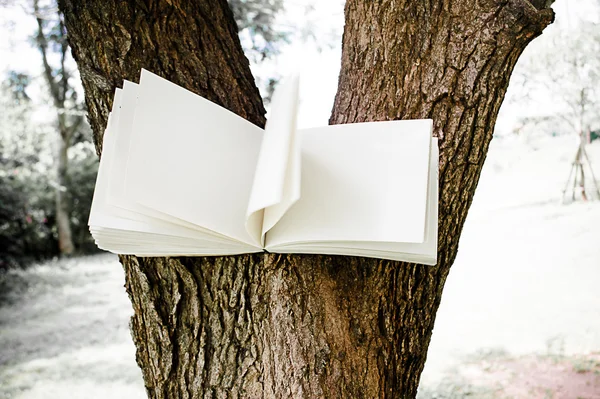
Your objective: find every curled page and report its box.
[245,74,301,247]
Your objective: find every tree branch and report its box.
[33,0,63,109]
[506,0,555,33]
[59,14,69,105]
[65,113,83,143]
[528,0,556,10]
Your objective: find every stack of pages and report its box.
[89,69,439,265]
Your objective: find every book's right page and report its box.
[265,119,437,264]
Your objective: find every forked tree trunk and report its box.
[60,0,554,397]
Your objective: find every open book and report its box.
[89,70,439,265]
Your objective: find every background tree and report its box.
[0,69,99,267]
[504,5,600,201]
[510,14,600,137]
[31,0,85,255]
[229,0,286,62]
[0,73,56,267]
[59,0,555,397]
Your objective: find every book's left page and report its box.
[103,81,237,245]
[89,81,263,256]
[124,70,265,248]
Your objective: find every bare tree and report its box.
[32,0,84,254]
[229,0,287,62]
[59,0,555,397]
[510,10,600,200]
[511,13,600,136]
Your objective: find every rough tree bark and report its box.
[60,0,554,397]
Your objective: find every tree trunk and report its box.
[60,0,554,397]
[55,130,74,254]
[34,0,76,255]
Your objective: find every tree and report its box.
[229,0,287,62]
[59,0,555,397]
[32,0,85,255]
[506,8,600,201]
[0,74,56,267]
[510,13,600,136]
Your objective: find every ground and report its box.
[419,351,600,399]
[0,255,143,398]
[0,135,599,398]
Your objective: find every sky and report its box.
[0,0,595,131]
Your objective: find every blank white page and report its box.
[267,138,439,265]
[265,119,432,248]
[125,70,264,247]
[91,82,245,247]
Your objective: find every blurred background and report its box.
[0,0,599,398]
